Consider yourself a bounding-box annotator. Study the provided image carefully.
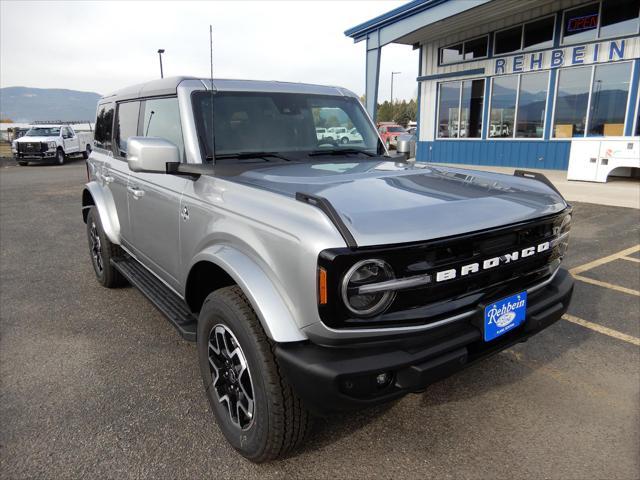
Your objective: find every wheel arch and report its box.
[185,246,307,343]
[81,182,121,244]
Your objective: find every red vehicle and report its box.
[377,123,406,149]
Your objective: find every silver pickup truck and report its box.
[82,77,573,462]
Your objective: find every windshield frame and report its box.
[25,127,60,137]
[191,90,385,162]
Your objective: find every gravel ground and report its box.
[1,162,638,479]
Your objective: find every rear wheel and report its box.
[340,137,349,144]
[86,207,126,288]
[197,286,311,462]
[56,149,65,165]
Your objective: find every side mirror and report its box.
[127,137,180,173]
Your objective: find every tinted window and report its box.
[440,43,463,64]
[563,3,599,44]
[553,67,591,137]
[115,101,140,156]
[437,81,461,138]
[463,37,488,60]
[489,75,518,137]
[599,0,640,38]
[460,79,485,138]
[587,62,632,136]
[94,103,114,149]
[142,97,184,159]
[516,72,548,138]
[494,26,522,55]
[523,17,555,50]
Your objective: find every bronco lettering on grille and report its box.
[435,241,551,282]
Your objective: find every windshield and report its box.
[387,126,405,133]
[193,91,383,159]
[25,127,60,137]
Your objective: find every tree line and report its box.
[359,96,418,127]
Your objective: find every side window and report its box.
[114,101,140,157]
[141,97,184,160]
[94,103,114,150]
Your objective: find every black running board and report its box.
[111,256,197,342]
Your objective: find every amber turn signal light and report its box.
[318,267,328,305]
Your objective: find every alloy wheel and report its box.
[208,324,255,430]
[89,221,103,273]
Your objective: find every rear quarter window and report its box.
[94,103,114,150]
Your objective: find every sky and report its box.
[0,1,418,101]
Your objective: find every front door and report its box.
[127,96,187,291]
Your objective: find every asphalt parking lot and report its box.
[1,161,638,479]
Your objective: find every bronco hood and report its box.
[226,160,567,247]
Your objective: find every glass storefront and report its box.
[437,79,485,138]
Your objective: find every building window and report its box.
[439,36,488,65]
[563,0,639,44]
[115,101,140,157]
[437,79,485,138]
[587,62,632,136]
[553,67,591,137]
[599,0,640,38]
[563,3,600,44]
[516,72,549,138]
[460,79,485,137]
[142,97,185,159]
[494,26,522,55]
[523,16,555,50]
[440,44,463,64]
[553,63,632,138]
[437,82,461,138]
[464,37,488,60]
[489,75,517,137]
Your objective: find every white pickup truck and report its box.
[12,125,93,166]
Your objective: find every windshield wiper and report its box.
[214,151,291,161]
[307,148,376,157]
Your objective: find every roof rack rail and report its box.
[513,170,563,197]
[295,192,357,248]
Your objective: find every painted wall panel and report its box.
[416,140,572,170]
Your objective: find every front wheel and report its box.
[197,286,311,462]
[82,144,91,159]
[56,149,65,165]
[340,137,349,144]
[18,161,28,166]
[85,207,126,288]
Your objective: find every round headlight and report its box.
[341,259,395,317]
[48,141,57,149]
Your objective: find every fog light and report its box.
[375,372,392,388]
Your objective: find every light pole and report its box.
[157,49,165,78]
[390,71,401,104]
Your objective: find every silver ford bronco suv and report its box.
[82,77,573,462]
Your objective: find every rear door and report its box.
[93,102,132,243]
[127,96,188,291]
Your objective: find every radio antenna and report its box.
[209,24,215,166]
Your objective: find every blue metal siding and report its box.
[416,140,571,169]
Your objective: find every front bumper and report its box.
[276,268,573,414]
[15,151,56,161]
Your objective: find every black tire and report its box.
[85,207,126,288]
[18,161,28,166]
[340,136,349,144]
[82,144,91,160]
[56,148,65,165]
[197,286,311,462]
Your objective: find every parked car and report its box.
[82,76,573,462]
[13,124,92,166]
[377,124,406,148]
[315,127,328,141]
[325,126,349,143]
[346,127,363,143]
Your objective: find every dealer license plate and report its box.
[483,291,527,342]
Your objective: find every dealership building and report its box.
[346,0,640,174]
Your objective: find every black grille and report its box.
[318,211,569,329]
[17,142,47,154]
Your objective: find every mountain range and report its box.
[0,87,101,123]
